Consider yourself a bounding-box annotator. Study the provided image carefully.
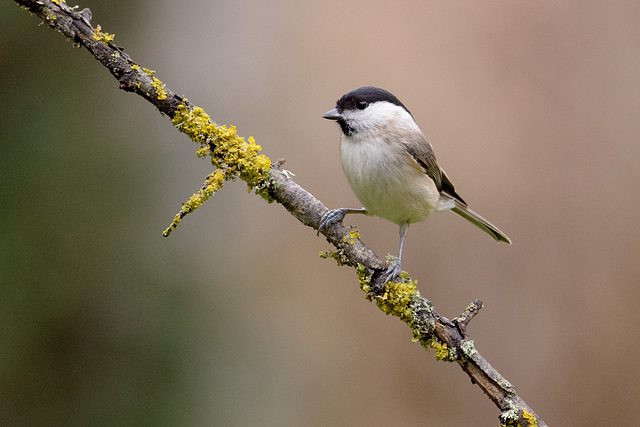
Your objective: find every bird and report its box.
[317,86,510,286]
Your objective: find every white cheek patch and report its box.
[342,102,419,136]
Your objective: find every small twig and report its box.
[454,299,483,336]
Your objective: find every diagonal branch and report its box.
[12,1,546,425]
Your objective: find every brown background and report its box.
[2,1,639,425]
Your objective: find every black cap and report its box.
[335,86,412,116]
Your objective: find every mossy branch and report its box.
[12,1,546,425]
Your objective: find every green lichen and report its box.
[499,399,520,427]
[92,25,115,43]
[366,274,458,362]
[425,338,456,361]
[409,299,435,337]
[252,171,277,203]
[151,76,167,101]
[406,295,459,361]
[385,253,398,266]
[319,250,351,266]
[355,264,370,290]
[163,102,271,236]
[460,339,478,359]
[500,377,515,395]
[499,407,538,427]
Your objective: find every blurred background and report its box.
[1,0,639,425]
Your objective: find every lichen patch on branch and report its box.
[163,103,271,236]
[151,76,167,101]
[368,273,417,323]
[91,24,114,43]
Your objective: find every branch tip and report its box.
[453,299,483,336]
[272,158,286,169]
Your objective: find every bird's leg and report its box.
[378,222,409,288]
[317,208,367,235]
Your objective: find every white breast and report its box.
[339,132,442,226]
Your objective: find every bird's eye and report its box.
[356,101,368,110]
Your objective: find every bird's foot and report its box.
[317,208,349,235]
[372,262,402,293]
[381,262,402,284]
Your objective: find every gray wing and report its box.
[440,168,466,205]
[404,134,467,205]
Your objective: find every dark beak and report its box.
[322,108,341,121]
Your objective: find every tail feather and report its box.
[450,201,511,244]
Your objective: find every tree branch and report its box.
[12,1,546,425]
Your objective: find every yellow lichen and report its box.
[163,103,271,235]
[429,339,452,361]
[151,76,167,101]
[369,273,417,323]
[51,0,65,4]
[522,411,538,427]
[92,25,115,43]
[342,228,361,245]
[171,104,270,188]
[163,169,226,237]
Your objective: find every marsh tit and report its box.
[318,86,511,285]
